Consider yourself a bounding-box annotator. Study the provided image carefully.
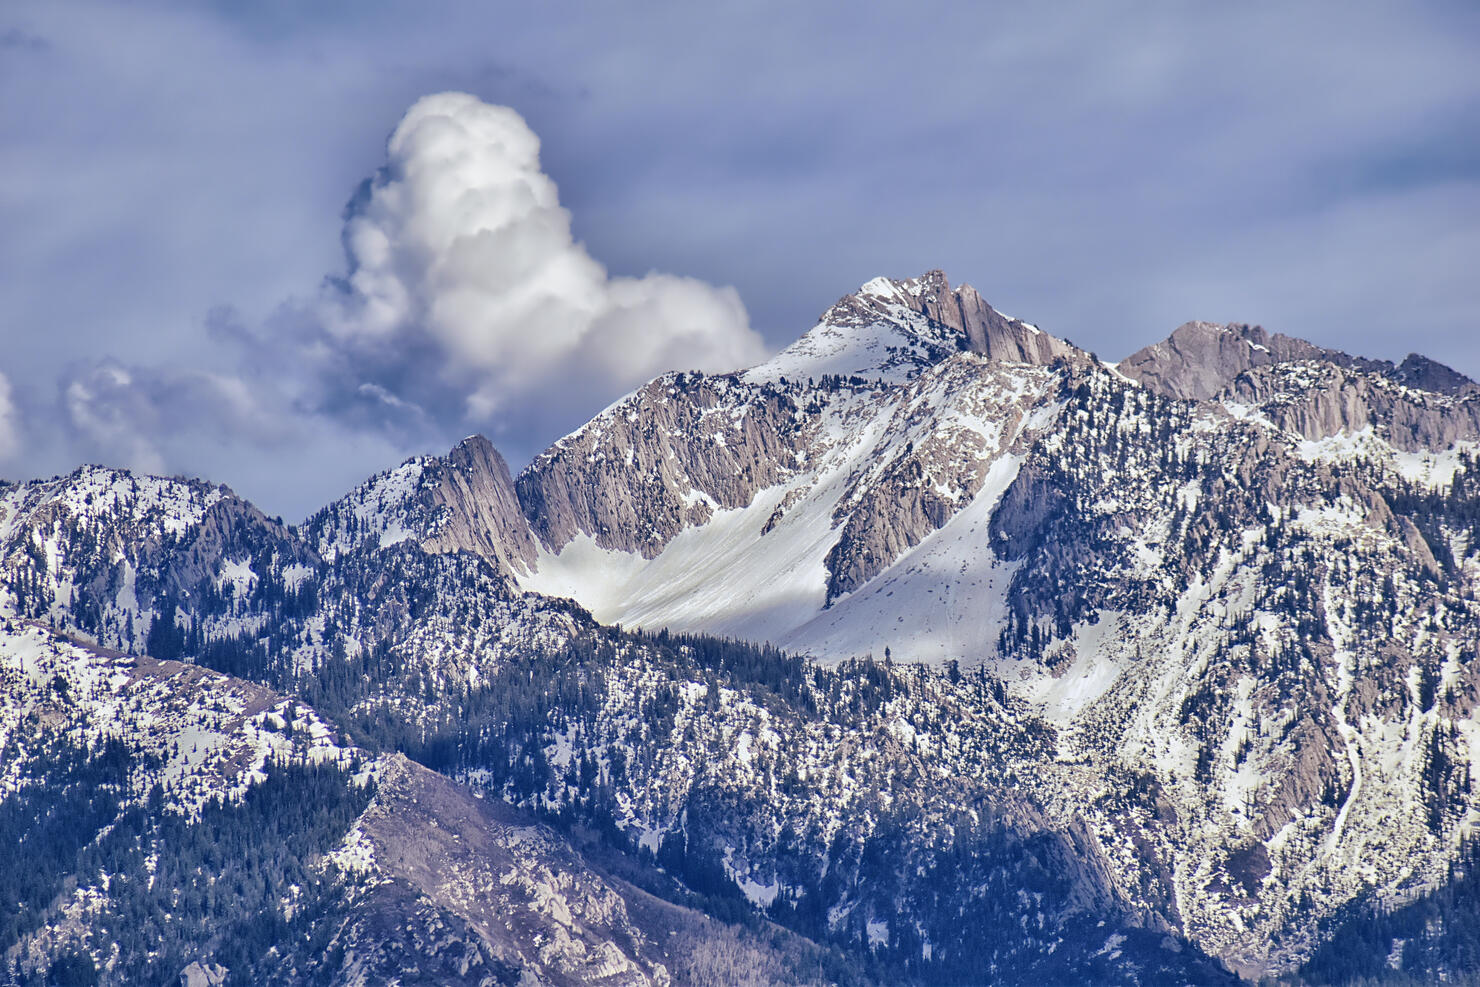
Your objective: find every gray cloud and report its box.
[0,27,49,52]
[0,372,20,464]
[60,359,293,475]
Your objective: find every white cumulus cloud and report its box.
[323,91,768,430]
[39,91,771,516]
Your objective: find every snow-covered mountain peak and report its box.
[746,270,1084,386]
[0,465,230,545]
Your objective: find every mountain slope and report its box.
[0,619,863,986]
[5,268,1480,981]
[500,271,1480,977]
[516,272,1080,658]
[0,454,1235,982]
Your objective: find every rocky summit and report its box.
[3,271,1479,984]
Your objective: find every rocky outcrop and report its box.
[871,270,1085,365]
[766,271,1089,387]
[1120,321,1479,413]
[823,368,1051,604]
[1223,362,1480,450]
[987,460,1068,562]
[179,961,227,987]
[163,497,315,595]
[306,434,536,574]
[516,373,808,557]
[415,435,538,573]
[1117,322,1346,401]
[334,754,669,986]
[1392,353,1480,397]
[824,426,994,602]
[514,270,1083,612]
[911,270,1084,365]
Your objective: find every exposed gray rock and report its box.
[164,497,316,597]
[1223,361,1480,451]
[416,435,538,572]
[1118,320,1478,409]
[338,754,668,987]
[870,270,1085,366]
[179,961,227,987]
[513,272,1084,573]
[824,382,1046,603]
[517,373,808,557]
[1117,322,1337,401]
[1392,353,1480,397]
[823,426,991,602]
[305,434,537,574]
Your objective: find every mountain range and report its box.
[3,270,1479,984]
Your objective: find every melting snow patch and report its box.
[1392,442,1477,488]
[1013,613,1128,725]
[739,876,779,908]
[636,826,662,855]
[281,563,314,591]
[329,827,378,876]
[217,558,257,594]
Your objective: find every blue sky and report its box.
[2,1,1478,517]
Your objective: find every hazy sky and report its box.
[3,1,1477,518]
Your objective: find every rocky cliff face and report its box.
[973,358,1480,971]
[768,270,1085,383]
[904,269,1084,365]
[1120,318,1479,408]
[819,356,1060,602]
[1117,321,1334,400]
[415,434,538,570]
[306,434,536,574]
[1393,352,1480,397]
[1223,360,1480,451]
[516,373,809,558]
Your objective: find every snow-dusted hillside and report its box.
[0,457,1234,983]
[505,271,1480,977]
[6,268,1480,982]
[0,617,859,985]
[0,618,358,814]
